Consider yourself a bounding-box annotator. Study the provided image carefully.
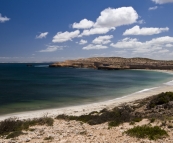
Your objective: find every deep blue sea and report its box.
[0,63,173,115]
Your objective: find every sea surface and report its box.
[0,63,173,115]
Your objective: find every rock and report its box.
[25,138,31,142]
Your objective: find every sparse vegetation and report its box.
[6,131,25,139]
[150,118,155,123]
[56,105,133,125]
[132,117,142,122]
[148,92,173,109]
[0,116,54,138]
[125,125,168,140]
[44,136,54,140]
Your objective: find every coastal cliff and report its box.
[49,57,173,70]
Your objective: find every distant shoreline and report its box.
[0,69,173,121]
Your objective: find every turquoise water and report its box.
[0,63,173,115]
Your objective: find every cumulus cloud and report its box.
[123,25,169,36]
[0,13,10,23]
[52,30,80,43]
[83,44,108,50]
[166,44,173,47]
[94,7,138,28]
[137,20,145,24]
[75,7,138,37]
[78,39,87,45]
[72,19,94,29]
[92,35,113,44]
[110,36,173,54]
[152,0,173,4]
[39,45,63,52]
[36,32,49,39]
[79,27,115,37]
[149,6,158,10]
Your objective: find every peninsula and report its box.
[49,57,173,70]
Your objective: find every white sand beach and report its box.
[0,70,173,121]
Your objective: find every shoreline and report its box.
[0,69,173,121]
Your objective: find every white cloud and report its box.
[152,0,173,4]
[92,35,113,44]
[137,20,145,24]
[52,30,80,43]
[36,32,49,39]
[72,19,94,29]
[73,7,139,37]
[166,44,173,47]
[0,13,10,23]
[111,38,143,49]
[94,7,138,28]
[39,45,63,52]
[83,44,108,50]
[110,36,173,53]
[79,27,115,37]
[79,39,87,45]
[157,49,169,53]
[123,25,169,36]
[149,6,158,10]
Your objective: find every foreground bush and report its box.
[148,92,173,108]
[0,116,54,138]
[125,125,168,140]
[57,105,134,126]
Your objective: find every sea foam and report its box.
[164,80,173,86]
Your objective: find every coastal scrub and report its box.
[125,125,168,140]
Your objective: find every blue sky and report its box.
[0,0,173,62]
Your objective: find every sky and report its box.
[0,0,173,63]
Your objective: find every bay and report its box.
[0,63,172,115]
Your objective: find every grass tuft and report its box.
[125,125,168,140]
[44,136,54,140]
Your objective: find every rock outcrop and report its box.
[49,57,173,70]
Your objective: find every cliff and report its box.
[49,57,173,70]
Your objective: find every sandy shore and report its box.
[0,70,173,121]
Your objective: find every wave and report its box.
[164,80,173,86]
[135,87,159,93]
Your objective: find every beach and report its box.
[0,69,173,121]
[1,70,173,143]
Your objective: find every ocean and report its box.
[0,63,173,115]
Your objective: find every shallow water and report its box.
[0,63,173,115]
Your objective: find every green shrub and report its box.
[0,118,24,136]
[6,131,24,139]
[56,105,132,126]
[0,116,54,138]
[108,121,121,127]
[132,117,142,122]
[150,118,155,123]
[125,125,168,140]
[44,136,54,140]
[148,92,173,108]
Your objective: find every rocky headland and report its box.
[49,57,173,70]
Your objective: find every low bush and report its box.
[150,118,155,123]
[0,116,54,138]
[148,92,173,108]
[132,117,142,122]
[56,105,133,126]
[125,125,168,140]
[44,136,54,140]
[6,131,24,139]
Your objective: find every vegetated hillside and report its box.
[49,57,173,70]
[1,92,173,142]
